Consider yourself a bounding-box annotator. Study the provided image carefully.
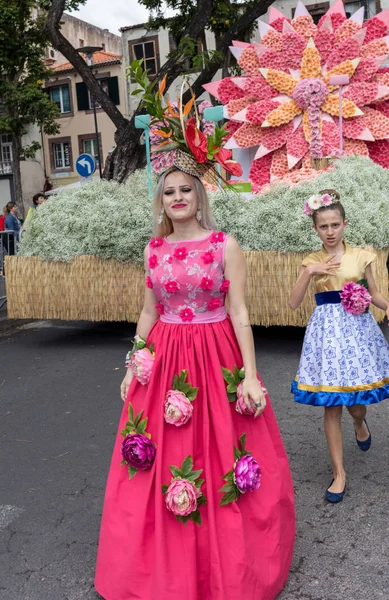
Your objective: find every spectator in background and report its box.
[21,192,45,236]
[0,206,6,231]
[4,202,20,255]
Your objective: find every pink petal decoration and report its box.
[362,106,389,139]
[257,49,289,73]
[243,77,279,101]
[271,17,292,33]
[249,154,272,188]
[375,101,389,118]
[314,29,336,65]
[270,148,289,179]
[366,139,389,168]
[333,115,374,141]
[293,1,310,18]
[343,138,369,156]
[260,122,293,153]
[238,47,261,76]
[360,36,389,58]
[245,99,281,125]
[349,7,365,26]
[281,32,306,70]
[326,0,347,18]
[215,78,245,104]
[326,38,361,69]
[257,20,276,39]
[226,97,252,117]
[232,40,252,48]
[224,121,241,141]
[283,20,297,34]
[286,125,309,168]
[334,19,361,46]
[343,81,380,106]
[202,80,222,101]
[362,16,388,43]
[261,29,283,52]
[233,122,263,148]
[351,57,381,83]
[269,6,288,24]
[321,120,340,156]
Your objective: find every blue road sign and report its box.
[76,153,96,178]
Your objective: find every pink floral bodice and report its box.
[146,231,230,323]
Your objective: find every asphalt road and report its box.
[1,319,389,600]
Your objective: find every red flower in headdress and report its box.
[214,147,243,177]
[185,118,208,163]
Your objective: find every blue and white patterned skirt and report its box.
[292,295,389,407]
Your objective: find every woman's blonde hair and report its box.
[153,167,216,237]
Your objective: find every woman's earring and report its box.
[196,208,202,222]
[158,206,165,225]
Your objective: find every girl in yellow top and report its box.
[289,189,389,504]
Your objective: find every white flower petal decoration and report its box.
[307,195,323,211]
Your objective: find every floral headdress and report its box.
[137,73,242,181]
[304,191,339,216]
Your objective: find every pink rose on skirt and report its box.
[235,382,257,416]
[165,478,201,516]
[164,390,194,426]
[130,348,154,385]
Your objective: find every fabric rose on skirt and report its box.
[219,434,261,505]
[120,403,156,479]
[164,370,198,426]
[125,336,155,386]
[162,456,206,525]
[340,280,371,315]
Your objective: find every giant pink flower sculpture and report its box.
[203,0,389,189]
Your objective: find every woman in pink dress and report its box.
[95,166,295,600]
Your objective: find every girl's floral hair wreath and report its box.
[304,191,339,216]
[130,60,242,181]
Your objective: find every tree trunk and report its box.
[11,134,24,217]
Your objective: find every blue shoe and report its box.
[355,419,371,452]
[325,480,346,503]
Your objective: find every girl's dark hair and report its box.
[312,189,346,224]
[5,201,17,215]
[33,192,45,206]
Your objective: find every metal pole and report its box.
[87,52,102,178]
[339,85,343,155]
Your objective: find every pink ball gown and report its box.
[95,231,295,600]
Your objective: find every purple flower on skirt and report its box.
[233,455,261,493]
[121,433,156,471]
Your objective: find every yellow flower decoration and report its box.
[300,40,322,79]
[262,100,302,128]
[321,95,364,118]
[259,68,298,96]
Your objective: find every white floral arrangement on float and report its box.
[19,156,389,263]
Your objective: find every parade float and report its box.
[5,0,389,326]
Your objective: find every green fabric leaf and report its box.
[128,466,138,480]
[128,403,134,423]
[173,374,179,390]
[181,383,191,395]
[219,482,236,494]
[170,465,182,478]
[226,383,238,394]
[161,484,169,494]
[227,393,237,403]
[190,509,202,526]
[233,446,241,461]
[239,433,247,452]
[197,494,207,507]
[195,478,205,488]
[179,370,187,386]
[222,367,234,385]
[181,455,193,476]
[186,469,203,481]
[120,459,127,466]
[136,417,148,435]
[219,490,238,506]
[134,409,144,427]
[186,387,199,402]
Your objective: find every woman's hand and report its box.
[308,255,341,277]
[386,305,389,326]
[241,378,267,418]
[120,368,134,402]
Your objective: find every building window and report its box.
[101,42,106,50]
[50,85,71,114]
[53,141,71,169]
[78,133,102,166]
[88,78,109,109]
[344,0,377,18]
[79,38,84,48]
[0,134,12,168]
[130,38,159,75]
[83,138,99,163]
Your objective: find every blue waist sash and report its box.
[315,291,341,306]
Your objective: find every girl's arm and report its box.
[288,256,341,310]
[224,237,265,417]
[365,264,389,322]
[120,247,159,401]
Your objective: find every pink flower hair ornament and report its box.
[303,192,339,216]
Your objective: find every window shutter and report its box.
[76,82,89,111]
[107,76,120,105]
